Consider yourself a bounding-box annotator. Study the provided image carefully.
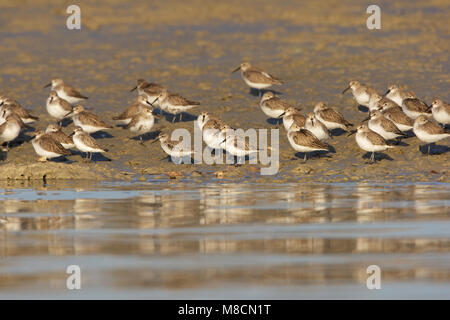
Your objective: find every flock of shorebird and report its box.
[0,61,449,164]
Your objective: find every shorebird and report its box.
[71,126,108,161]
[222,130,261,158]
[232,62,283,96]
[68,105,113,134]
[44,79,88,105]
[430,98,450,126]
[46,91,73,124]
[287,124,330,162]
[305,112,332,141]
[45,124,75,149]
[31,129,70,162]
[384,84,409,106]
[153,88,200,122]
[342,80,377,107]
[259,92,292,119]
[367,93,399,112]
[0,95,39,124]
[348,124,394,163]
[0,114,22,151]
[378,101,414,132]
[124,107,155,142]
[197,112,229,150]
[153,132,194,158]
[313,102,353,131]
[282,107,305,131]
[130,79,165,107]
[113,94,153,125]
[413,115,450,155]
[401,92,432,119]
[363,110,406,141]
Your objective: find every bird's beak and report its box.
[64,110,73,118]
[347,129,357,137]
[146,100,154,107]
[342,86,351,94]
[130,86,137,92]
[362,116,370,122]
[231,66,241,73]
[43,83,51,88]
[151,97,160,105]
[0,101,3,106]
[151,137,160,144]
[279,111,286,117]
[382,89,390,97]
[68,131,75,137]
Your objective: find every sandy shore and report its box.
[0,0,448,183]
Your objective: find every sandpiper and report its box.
[113,94,153,124]
[71,126,109,161]
[197,112,229,150]
[342,80,377,107]
[31,129,70,162]
[430,98,450,126]
[363,110,406,141]
[0,113,22,150]
[45,124,75,149]
[130,79,165,107]
[0,95,39,124]
[413,115,450,155]
[401,92,431,119]
[44,79,88,105]
[287,126,330,162]
[124,107,155,142]
[154,88,200,122]
[232,62,283,96]
[259,92,292,119]
[282,107,305,131]
[46,91,73,124]
[378,101,414,132]
[68,105,113,134]
[222,130,260,158]
[314,102,353,131]
[384,84,409,106]
[367,93,399,112]
[153,132,194,158]
[348,124,394,163]
[305,112,332,141]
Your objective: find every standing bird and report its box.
[130,79,165,108]
[305,112,332,141]
[363,110,406,141]
[259,92,293,120]
[413,115,450,155]
[67,105,113,134]
[313,102,353,131]
[71,126,108,161]
[232,62,283,97]
[401,92,432,119]
[45,124,75,149]
[44,78,88,105]
[0,95,39,124]
[31,129,71,162]
[46,91,73,124]
[153,88,200,123]
[384,84,409,107]
[124,107,155,143]
[282,107,306,131]
[378,101,414,132]
[197,112,230,150]
[287,124,331,162]
[0,106,29,150]
[430,98,450,126]
[113,94,153,125]
[153,132,194,159]
[342,80,377,108]
[348,124,394,163]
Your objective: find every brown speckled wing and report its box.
[423,121,447,135]
[80,111,113,128]
[381,117,403,135]
[366,130,388,146]
[293,129,329,150]
[244,69,282,85]
[40,135,71,155]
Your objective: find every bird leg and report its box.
[37,156,47,162]
[303,153,307,163]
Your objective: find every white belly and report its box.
[355,92,370,107]
[356,133,388,152]
[260,104,284,118]
[432,109,450,125]
[56,89,83,105]
[305,123,329,141]
[386,93,403,106]
[32,140,61,158]
[203,129,225,149]
[129,119,154,134]
[414,127,449,144]
[73,117,104,133]
[242,74,272,90]
[0,124,20,142]
[73,136,103,153]
[47,102,69,120]
[315,113,344,130]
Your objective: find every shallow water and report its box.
[1,181,449,299]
